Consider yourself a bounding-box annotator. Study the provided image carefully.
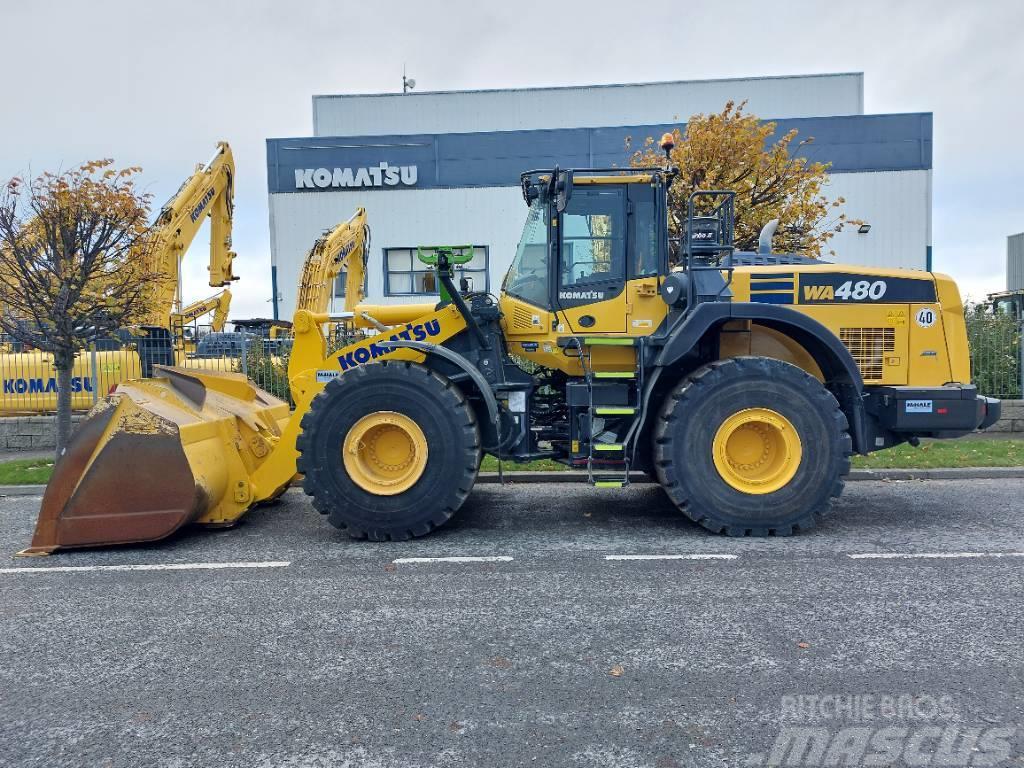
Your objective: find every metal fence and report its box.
[0,334,292,414]
[966,310,1022,400]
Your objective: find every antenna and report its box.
[402,64,416,94]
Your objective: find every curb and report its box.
[0,485,47,496]
[2,467,1023,498]
[477,467,1024,483]
[847,467,1024,481]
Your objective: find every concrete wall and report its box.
[983,400,1024,433]
[0,415,84,452]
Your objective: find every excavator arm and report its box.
[143,142,239,326]
[296,208,369,315]
[170,289,232,333]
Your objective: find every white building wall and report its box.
[269,168,928,318]
[313,73,864,137]
[821,170,931,270]
[270,187,524,319]
[1008,232,1024,291]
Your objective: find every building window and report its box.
[333,271,367,299]
[384,246,488,296]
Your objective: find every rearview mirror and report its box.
[555,169,574,213]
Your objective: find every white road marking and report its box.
[393,556,513,564]
[605,553,738,561]
[848,552,1024,560]
[0,561,291,575]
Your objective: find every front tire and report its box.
[653,357,851,536]
[296,361,480,541]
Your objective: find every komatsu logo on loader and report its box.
[336,319,442,371]
[295,163,418,190]
[3,376,94,395]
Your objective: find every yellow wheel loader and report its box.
[20,138,1000,553]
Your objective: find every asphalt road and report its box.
[1,479,1022,768]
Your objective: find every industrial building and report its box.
[266,72,933,319]
[1007,232,1024,292]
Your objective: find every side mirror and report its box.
[555,169,574,213]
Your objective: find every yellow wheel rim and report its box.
[343,411,428,496]
[712,407,802,495]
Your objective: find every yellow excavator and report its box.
[21,139,1000,553]
[0,143,240,412]
[171,289,232,349]
[144,141,238,328]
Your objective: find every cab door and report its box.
[554,185,628,334]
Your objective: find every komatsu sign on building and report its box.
[266,72,933,319]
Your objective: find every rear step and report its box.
[594,406,636,415]
[583,337,637,347]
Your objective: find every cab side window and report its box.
[632,196,658,276]
[560,187,625,286]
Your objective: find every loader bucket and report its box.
[18,366,294,555]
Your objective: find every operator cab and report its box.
[500,154,736,370]
[502,167,670,340]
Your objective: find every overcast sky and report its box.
[2,0,1022,317]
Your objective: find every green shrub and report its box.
[235,345,291,403]
[965,303,1020,398]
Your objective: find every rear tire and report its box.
[653,357,851,536]
[296,361,480,541]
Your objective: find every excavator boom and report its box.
[296,208,368,315]
[144,142,239,327]
[171,289,232,333]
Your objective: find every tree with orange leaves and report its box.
[629,101,860,258]
[0,160,160,455]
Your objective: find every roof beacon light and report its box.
[660,133,678,181]
[659,132,675,160]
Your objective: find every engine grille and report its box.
[839,327,895,381]
[512,306,535,330]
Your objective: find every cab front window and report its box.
[503,198,549,307]
[559,186,625,287]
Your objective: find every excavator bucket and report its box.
[18,366,293,555]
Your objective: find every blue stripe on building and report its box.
[266,113,933,194]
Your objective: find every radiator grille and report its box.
[512,306,535,330]
[839,327,895,381]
